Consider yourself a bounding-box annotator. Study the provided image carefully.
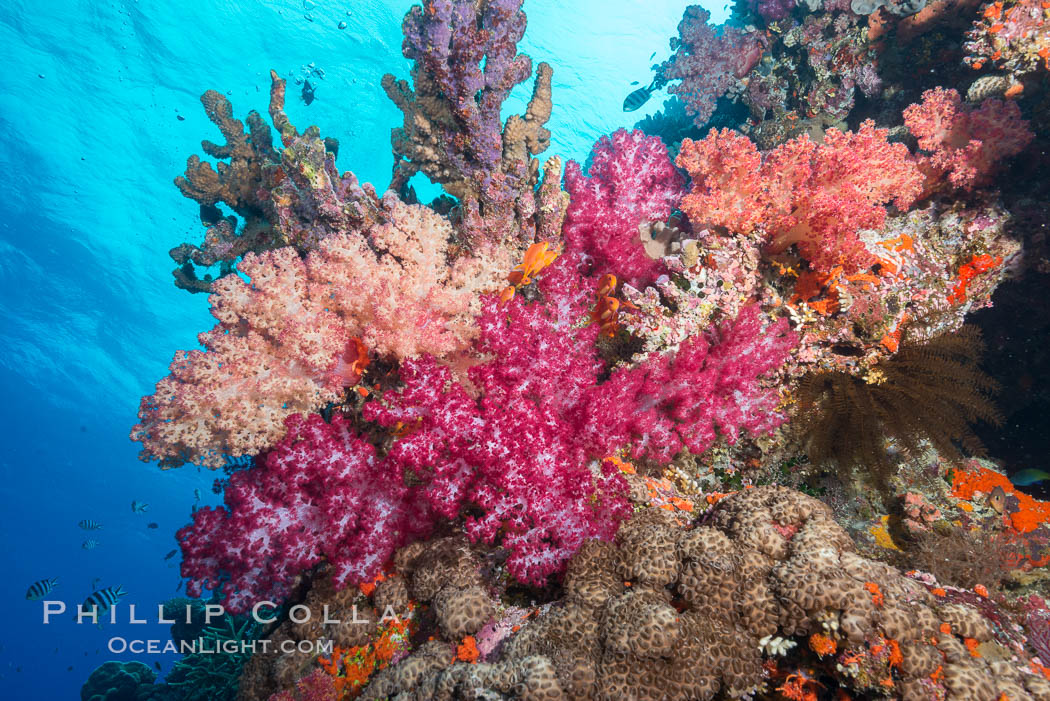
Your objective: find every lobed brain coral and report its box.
[350,486,1050,701]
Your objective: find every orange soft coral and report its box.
[952,465,1050,533]
[456,636,480,663]
[676,122,922,273]
[809,632,838,657]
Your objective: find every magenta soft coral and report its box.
[178,412,431,613]
[903,86,1033,192]
[676,122,924,273]
[583,304,797,464]
[366,278,631,585]
[563,129,686,287]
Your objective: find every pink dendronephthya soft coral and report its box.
[583,304,798,464]
[903,86,1034,193]
[178,412,431,612]
[564,129,686,287]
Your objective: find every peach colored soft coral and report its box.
[132,194,509,468]
[308,194,511,360]
[903,86,1033,192]
[676,122,923,273]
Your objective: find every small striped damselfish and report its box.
[25,578,58,600]
[78,585,127,623]
[78,519,103,530]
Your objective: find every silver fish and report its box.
[26,578,58,600]
[131,501,150,514]
[82,539,99,550]
[78,519,102,531]
[194,488,202,502]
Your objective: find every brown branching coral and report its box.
[171,89,284,292]
[793,326,1002,491]
[175,90,278,217]
[169,212,276,293]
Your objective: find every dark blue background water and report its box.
[0,1,728,698]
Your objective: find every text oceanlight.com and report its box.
[106,637,335,655]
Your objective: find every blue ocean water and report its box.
[0,1,727,698]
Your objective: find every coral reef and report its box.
[126,0,1050,698]
[81,661,176,701]
[585,304,797,464]
[965,0,1050,80]
[170,89,282,293]
[178,413,431,611]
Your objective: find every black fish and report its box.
[176,580,183,592]
[147,522,159,529]
[302,79,316,105]
[164,549,178,561]
[623,76,666,112]
[154,662,161,671]
[26,577,58,600]
[630,80,639,86]
[623,85,653,112]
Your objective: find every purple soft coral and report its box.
[661,6,767,127]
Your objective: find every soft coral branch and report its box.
[133,193,507,468]
[583,304,797,464]
[903,86,1033,193]
[178,413,430,612]
[563,129,686,287]
[677,123,923,273]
